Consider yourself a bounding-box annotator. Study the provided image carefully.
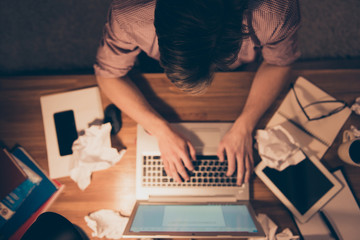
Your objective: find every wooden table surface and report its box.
[1,69,359,239]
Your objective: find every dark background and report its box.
[1,0,360,76]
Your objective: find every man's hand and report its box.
[96,76,197,183]
[217,122,254,186]
[156,126,197,182]
[217,62,291,185]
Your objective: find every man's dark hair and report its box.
[154,0,249,94]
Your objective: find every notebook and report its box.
[267,77,352,159]
[122,122,265,239]
[295,169,360,240]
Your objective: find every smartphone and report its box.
[53,110,78,156]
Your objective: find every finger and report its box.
[226,149,236,176]
[187,141,197,162]
[246,151,254,182]
[169,161,183,183]
[217,146,225,162]
[162,158,171,177]
[174,159,190,181]
[236,153,245,185]
[243,154,252,184]
[181,148,194,172]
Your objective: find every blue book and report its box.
[0,178,37,229]
[0,148,37,229]
[0,146,59,239]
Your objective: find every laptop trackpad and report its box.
[182,127,221,154]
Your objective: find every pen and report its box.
[319,211,340,240]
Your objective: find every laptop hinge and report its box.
[148,195,238,203]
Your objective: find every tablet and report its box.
[255,153,342,223]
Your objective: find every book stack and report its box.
[0,146,64,240]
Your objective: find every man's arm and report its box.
[217,61,291,185]
[96,76,196,182]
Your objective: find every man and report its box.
[94,0,301,185]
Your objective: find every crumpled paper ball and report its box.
[255,125,305,171]
[70,123,126,190]
[249,214,299,240]
[84,209,128,239]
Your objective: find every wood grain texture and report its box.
[0,70,359,239]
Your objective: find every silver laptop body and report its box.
[122,122,265,239]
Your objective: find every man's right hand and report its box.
[155,125,197,182]
[96,75,196,182]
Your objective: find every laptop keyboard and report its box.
[142,155,238,187]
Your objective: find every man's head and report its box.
[154,0,248,94]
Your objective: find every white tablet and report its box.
[255,153,342,223]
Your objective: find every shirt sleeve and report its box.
[94,9,142,78]
[257,0,301,66]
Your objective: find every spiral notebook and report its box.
[267,77,352,159]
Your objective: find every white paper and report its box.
[249,214,299,240]
[84,209,128,239]
[255,125,305,171]
[70,123,126,190]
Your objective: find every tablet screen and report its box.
[262,156,334,215]
[130,203,258,232]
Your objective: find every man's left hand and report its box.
[217,122,254,185]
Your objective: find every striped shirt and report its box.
[94,0,301,78]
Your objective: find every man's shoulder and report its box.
[249,0,296,18]
[245,0,301,66]
[111,0,156,25]
[248,0,300,43]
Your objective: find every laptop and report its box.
[122,122,265,239]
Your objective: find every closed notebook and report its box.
[321,170,360,240]
[295,169,360,240]
[267,77,352,159]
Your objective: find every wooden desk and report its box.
[1,69,359,239]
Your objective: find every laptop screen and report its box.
[123,201,265,238]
